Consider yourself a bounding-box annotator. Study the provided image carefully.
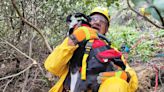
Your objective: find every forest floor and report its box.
[0,47,164,92]
[133,57,164,92]
[0,56,164,92]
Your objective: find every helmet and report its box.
[90,7,110,25]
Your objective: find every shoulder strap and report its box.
[98,33,111,46]
[81,40,94,80]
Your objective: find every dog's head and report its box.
[66,13,91,35]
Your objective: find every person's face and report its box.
[90,14,108,34]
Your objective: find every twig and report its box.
[0,84,6,90]
[11,0,52,52]
[0,41,46,79]
[0,63,33,81]
[159,66,164,87]
[21,27,35,92]
[159,69,163,87]
[27,68,40,92]
[127,0,164,29]
[149,5,164,26]
[2,41,45,76]
[110,7,128,22]
[21,69,29,92]
[3,77,14,92]
[130,36,144,50]
[2,41,37,64]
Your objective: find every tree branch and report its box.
[11,0,52,52]
[1,41,37,64]
[149,5,164,26]
[0,41,46,76]
[127,0,164,29]
[22,31,35,92]
[0,63,33,81]
[2,77,14,92]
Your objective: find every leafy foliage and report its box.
[107,25,162,62]
[0,0,164,91]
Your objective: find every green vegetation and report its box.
[0,0,163,62]
[0,0,164,91]
[108,25,162,62]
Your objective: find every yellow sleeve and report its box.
[44,37,78,77]
[125,64,138,92]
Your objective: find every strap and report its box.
[121,55,126,65]
[81,53,89,80]
[93,46,109,53]
[98,33,111,46]
[69,34,79,45]
[81,40,94,80]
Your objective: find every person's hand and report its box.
[97,70,129,84]
[69,27,98,44]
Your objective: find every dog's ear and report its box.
[66,14,72,23]
[74,13,90,22]
[74,13,85,17]
[86,15,92,22]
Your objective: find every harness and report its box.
[64,27,127,92]
[81,39,94,80]
[80,37,114,80]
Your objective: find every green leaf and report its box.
[83,0,92,5]
[115,2,119,7]
[106,0,118,7]
[106,0,112,7]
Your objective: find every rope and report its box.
[148,64,164,92]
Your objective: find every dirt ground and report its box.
[0,57,164,92]
[133,57,164,92]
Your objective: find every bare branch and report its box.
[127,0,164,29]
[21,69,29,92]
[21,33,35,92]
[149,5,164,26]
[3,77,14,92]
[0,41,45,77]
[11,0,52,52]
[1,41,37,64]
[0,63,33,81]
[159,67,164,87]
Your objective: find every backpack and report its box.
[64,33,126,92]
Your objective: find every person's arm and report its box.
[44,26,98,77]
[125,63,138,92]
[118,49,138,92]
[68,38,76,46]
[44,37,78,77]
[117,49,138,92]
[120,51,138,92]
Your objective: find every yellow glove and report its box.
[97,70,130,84]
[70,26,98,44]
